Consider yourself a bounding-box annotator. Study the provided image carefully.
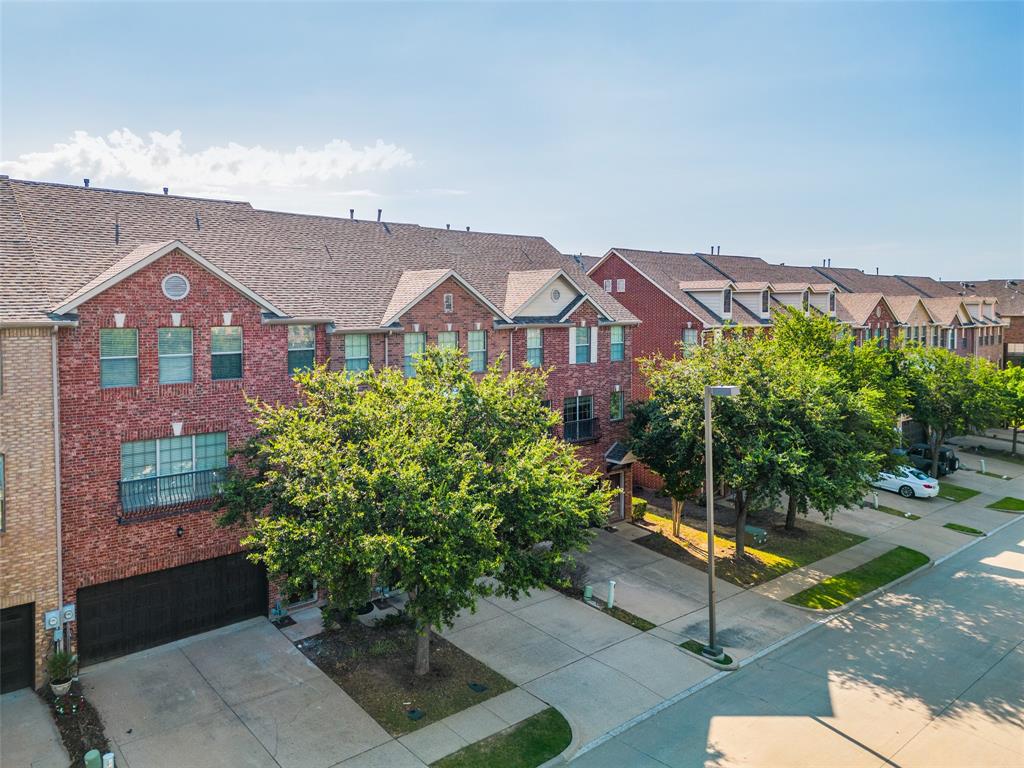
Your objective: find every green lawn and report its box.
[432,708,571,768]
[784,546,929,610]
[943,523,985,536]
[635,514,866,588]
[937,483,981,503]
[868,503,921,521]
[680,639,734,666]
[986,496,1024,512]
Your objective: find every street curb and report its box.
[563,514,1024,763]
[782,559,933,615]
[678,644,739,671]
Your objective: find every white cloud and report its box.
[0,129,414,195]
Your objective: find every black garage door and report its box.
[77,554,267,665]
[1,603,35,693]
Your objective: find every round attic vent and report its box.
[550,288,561,301]
[162,274,190,300]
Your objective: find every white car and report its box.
[870,466,939,499]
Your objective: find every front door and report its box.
[608,471,625,522]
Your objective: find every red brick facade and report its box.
[57,260,633,649]
[590,254,704,489]
[853,298,899,346]
[57,251,328,627]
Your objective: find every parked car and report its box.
[896,444,960,476]
[870,466,940,498]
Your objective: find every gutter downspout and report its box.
[384,332,389,368]
[509,328,514,373]
[51,328,65,651]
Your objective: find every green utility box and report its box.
[743,525,767,546]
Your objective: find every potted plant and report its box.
[47,650,77,697]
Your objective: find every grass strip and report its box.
[432,707,571,768]
[969,446,1024,466]
[866,503,921,521]
[602,604,656,631]
[986,496,1024,512]
[943,523,985,536]
[978,471,1011,480]
[784,546,929,610]
[635,514,865,588]
[679,639,734,666]
[937,483,981,502]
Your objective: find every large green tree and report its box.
[1001,364,1024,455]
[219,348,611,674]
[902,346,1007,477]
[631,312,901,556]
[771,310,905,529]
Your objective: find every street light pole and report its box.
[703,384,739,661]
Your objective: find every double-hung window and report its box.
[761,290,770,314]
[723,289,732,315]
[573,327,591,364]
[563,395,595,442]
[404,332,426,377]
[158,328,193,384]
[120,432,227,513]
[468,330,487,372]
[610,326,624,362]
[100,328,138,388]
[345,333,370,372]
[211,326,243,380]
[288,325,316,375]
[681,328,700,356]
[437,331,459,351]
[526,328,543,367]
[610,390,625,421]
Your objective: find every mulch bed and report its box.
[38,682,110,768]
[297,617,514,736]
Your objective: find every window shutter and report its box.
[590,326,598,363]
[569,326,576,364]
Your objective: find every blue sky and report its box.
[2,2,1021,277]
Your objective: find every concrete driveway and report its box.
[81,618,394,768]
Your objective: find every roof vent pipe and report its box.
[84,178,90,187]
[446,224,450,230]
[376,209,382,222]
[876,267,879,275]
[195,211,201,231]
[163,187,168,195]
[466,226,470,232]
[114,215,120,245]
[349,209,354,219]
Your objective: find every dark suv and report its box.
[902,443,960,476]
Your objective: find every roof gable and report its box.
[381,269,512,326]
[51,239,285,316]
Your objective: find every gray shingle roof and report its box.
[943,279,1024,316]
[1,178,637,328]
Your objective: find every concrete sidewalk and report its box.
[0,688,69,768]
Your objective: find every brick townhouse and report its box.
[0,176,636,673]
[943,279,1022,367]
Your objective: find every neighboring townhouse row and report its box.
[942,279,1024,367]
[0,176,637,681]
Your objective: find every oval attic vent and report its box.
[162,273,190,300]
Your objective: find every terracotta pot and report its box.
[50,679,73,697]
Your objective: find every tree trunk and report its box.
[930,432,942,478]
[1013,426,1019,456]
[671,497,682,538]
[414,626,431,676]
[734,491,747,560]
[785,495,798,531]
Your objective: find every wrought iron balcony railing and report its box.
[119,467,226,521]
[563,417,599,444]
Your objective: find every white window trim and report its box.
[210,326,243,380]
[616,278,625,293]
[100,328,139,388]
[443,293,454,313]
[161,273,191,300]
[603,279,612,293]
[722,288,732,317]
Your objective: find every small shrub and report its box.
[369,639,398,656]
[555,561,590,594]
[46,650,77,684]
[631,498,648,522]
[377,611,413,630]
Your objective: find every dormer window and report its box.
[443,293,454,313]
[723,288,732,316]
[761,290,770,314]
[802,290,810,312]
[829,290,836,313]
